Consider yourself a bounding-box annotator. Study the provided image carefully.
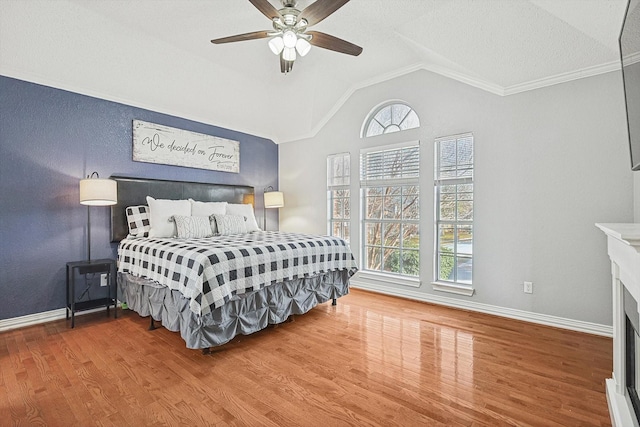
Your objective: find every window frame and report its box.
[359,141,421,283]
[327,152,351,243]
[361,101,420,138]
[433,133,475,296]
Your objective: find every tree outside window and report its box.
[327,153,350,243]
[361,143,420,277]
[435,134,474,285]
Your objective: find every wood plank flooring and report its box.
[0,289,612,426]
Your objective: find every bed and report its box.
[111,176,358,352]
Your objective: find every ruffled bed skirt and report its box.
[117,270,351,349]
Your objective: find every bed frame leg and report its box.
[202,348,211,355]
[148,317,156,331]
[332,298,337,306]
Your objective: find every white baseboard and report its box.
[606,378,636,427]
[350,280,613,337]
[0,306,117,333]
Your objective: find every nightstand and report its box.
[66,259,117,328]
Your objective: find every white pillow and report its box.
[189,199,227,234]
[226,203,260,232]
[189,199,227,216]
[213,214,248,235]
[172,215,213,238]
[146,196,191,238]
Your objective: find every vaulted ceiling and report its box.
[0,0,629,143]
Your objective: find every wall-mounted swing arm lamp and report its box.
[263,186,284,231]
[79,172,117,261]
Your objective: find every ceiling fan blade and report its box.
[280,54,294,73]
[211,30,271,44]
[249,0,283,20]
[298,0,350,26]
[307,31,362,56]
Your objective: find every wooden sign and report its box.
[132,120,240,173]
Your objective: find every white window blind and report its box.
[360,142,420,187]
[435,134,473,183]
[434,133,474,289]
[327,152,350,188]
[360,141,420,278]
[327,153,351,242]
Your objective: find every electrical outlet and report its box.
[100,274,108,287]
[524,281,533,294]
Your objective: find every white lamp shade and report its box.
[283,47,296,61]
[268,36,284,55]
[80,178,117,206]
[296,38,311,56]
[282,30,297,48]
[264,191,284,208]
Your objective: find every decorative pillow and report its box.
[172,215,213,239]
[226,203,260,232]
[125,205,150,237]
[212,214,248,235]
[146,196,191,238]
[189,199,227,234]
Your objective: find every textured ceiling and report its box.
[0,0,630,143]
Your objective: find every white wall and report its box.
[636,172,640,221]
[279,69,634,327]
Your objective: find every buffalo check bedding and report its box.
[117,231,358,317]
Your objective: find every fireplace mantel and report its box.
[597,223,640,427]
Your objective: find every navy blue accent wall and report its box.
[0,75,278,320]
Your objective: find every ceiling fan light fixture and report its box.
[295,37,311,56]
[268,36,285,55]
[210,0,363,74]
[283,46,297,61]
[282,30,297,48]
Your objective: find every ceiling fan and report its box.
[210,0,363,73]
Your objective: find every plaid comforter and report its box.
[117,231,358,316]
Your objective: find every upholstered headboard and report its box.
[110,176,254,242]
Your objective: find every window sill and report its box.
[352,271,421,288]
[431,281,475,297]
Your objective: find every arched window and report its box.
[362,102,420,138]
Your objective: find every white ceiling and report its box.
[0,0,629,143]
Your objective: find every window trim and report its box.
[356,270,421,289]
[433,132,475,296]
[359,140,421,283]
[327,152,351,242]
[360,101,421,138]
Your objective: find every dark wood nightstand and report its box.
[66,259,117,328]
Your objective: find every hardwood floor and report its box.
[1,289,612,426]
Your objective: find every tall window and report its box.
[362,102,420,138]
[327,153,350,242]
[360,142,420,277]
[435,133,474,286]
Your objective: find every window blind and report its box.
[327,152,350,188]
[435,134,473,182]
[360,141,420,187]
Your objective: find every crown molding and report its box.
[503,60,622,95]
[3,56,622,146]
[284,58,621,144]
[622,51,640,66]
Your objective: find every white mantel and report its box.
[596,223,640,427]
